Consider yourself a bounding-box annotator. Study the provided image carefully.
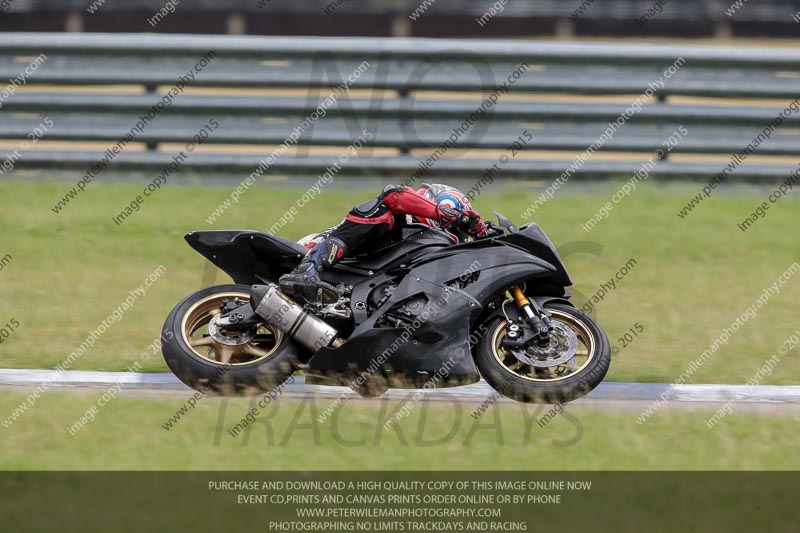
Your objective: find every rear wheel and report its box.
[162,284,303,395]
[476,302,610,403]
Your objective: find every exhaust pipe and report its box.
[250,284,340,352]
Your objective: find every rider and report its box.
[279,183,489,302]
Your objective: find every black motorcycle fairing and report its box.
[343,245,554,332]
[499,223,573,287]
[331,225,453,274]
[306,245,555,383]
[312,225,459,295]
[184,225,456,295]
[182,224,577,390]
[403,245,558,303]
[185,230,306,285]
[350,272,394,326]
[306,279,482,387]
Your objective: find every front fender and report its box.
[532,296,573,308]
[480,296,574,328]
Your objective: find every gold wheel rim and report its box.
[491,308,596,383]
[180,291,283,366]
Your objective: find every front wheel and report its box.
[162,284,303,395]
[475,302,611,403]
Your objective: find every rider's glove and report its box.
[460,209,487,237]
[436,204,462,229]
[482,221,504,238]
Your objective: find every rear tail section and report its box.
[185,230,307,285]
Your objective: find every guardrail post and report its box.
[65,11,83,33]
[144,83,159,152]
[398,88,411,155]
[226,13,246,35]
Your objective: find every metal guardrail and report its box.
[7,0,800,22]
[2,34,800,92]
[13,151,800,184]
[3,94,800,156]
[1,33,799,181]
[2,1,798,40]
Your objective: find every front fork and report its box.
[509,286,552,347]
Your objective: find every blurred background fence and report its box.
[1,33,799,182]
[2,0,800,38]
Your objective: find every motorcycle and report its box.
[161,212,611,403]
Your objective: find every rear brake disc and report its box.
[208,315,257,346]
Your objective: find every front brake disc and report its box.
[510,323,578,368]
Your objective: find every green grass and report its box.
[0,180,798,385]
[1,390,798,470]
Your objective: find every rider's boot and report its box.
[279,238,346,304]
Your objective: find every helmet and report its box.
[417,183,473,213]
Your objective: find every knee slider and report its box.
[317,238,348,268]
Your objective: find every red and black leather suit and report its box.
[278,184,487,302]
